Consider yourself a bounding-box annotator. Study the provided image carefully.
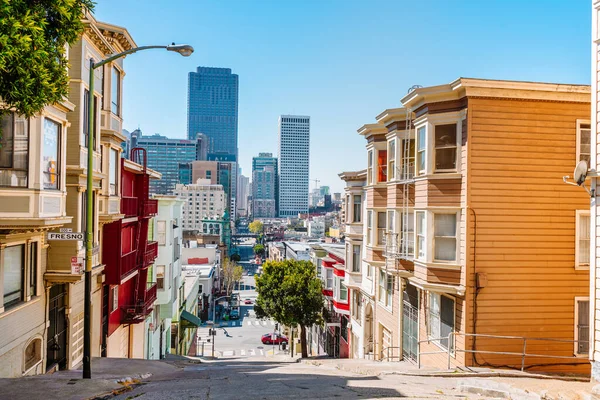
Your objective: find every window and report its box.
[377,212,386,246]
[367,150,373,185]
[434,124,457,171]
[576,211,590,269]
[157,265,165,289]
[29,242,37,297]
[111,67,121,115]
[352,291,362,323]
[3,244,24,309]
[43,118,60,190]
[352,245,361,273]
[417,126,426,174]
[378,270,385,304]
[23,338,42,372]
[0,113,28,187]
[575,297,590,355]
[353,195,362,223]
[325,268,333,289]
[416,212,426,260]
[157,221,166,245]
[434,214,457,262]
[428,292,455,350]
[367,211,373,245]
[109,148,118,195]
[577,121,591,165]
[386,274,393,306]
[377,150,387,182]
[111,286,118,312]
[83,90,98,149]
[339,282,348,302]
[378,271,392,307]
[401,211,415,255]
[388,139,396,181]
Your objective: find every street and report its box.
[198,273,288,358]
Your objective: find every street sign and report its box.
[48,232,84,241]
[70,256,84,275]
[60,228,73,233]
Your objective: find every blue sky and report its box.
[94,0,590,193]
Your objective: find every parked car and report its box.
[261,333,288,345]
[244,299,253,304]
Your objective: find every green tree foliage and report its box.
[222,258,243,295]
[253,244,265,256]
[230,253,241,262]
[248,220,263,234]
[255,260,324,358]
[0,0,94,117]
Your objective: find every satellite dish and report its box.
[574,160,588,186]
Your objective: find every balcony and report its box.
[121,196,138,217]
[141,199,158,217]
[121,282,158,324]
[143,241,158,266]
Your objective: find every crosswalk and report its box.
[247,319,276,327]
[218,348,267,357]
[201,319,275,328]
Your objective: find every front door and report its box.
[46,284,67,371]
[402,284,419,362]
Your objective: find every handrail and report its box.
[381,346,402,362]
[418,332,589,371]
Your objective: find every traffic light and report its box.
[275,323,279,330]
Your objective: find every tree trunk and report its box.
[300,325,308,358]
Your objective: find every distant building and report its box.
[252,152,278,215]
[278,116,310,217]
[236,174,249,216]
[187,67,239,159]
[252,165,277,218]
[129,130,207,194]
[173,180,226,231]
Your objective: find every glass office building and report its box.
[187,67,239,159]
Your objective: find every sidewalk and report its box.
[299,358,596,400]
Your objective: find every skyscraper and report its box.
[252,152,278,216]
[277,115,310,217]
[187,67,239,159]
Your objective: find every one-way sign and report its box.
[47,232,84,241]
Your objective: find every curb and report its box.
[86,373,153,400]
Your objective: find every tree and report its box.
[230,253,241,262]
[254,260,324,358]
[0,0,94,118]
[248,220,263,234]
[253,244,265,256]
[221,258,243,295]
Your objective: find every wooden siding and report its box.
[386,183,415,209]
[366,186,387,208]
[413,264,461,286]
[366,248,385,263]
[427,179,461,207]
[466,97,590,373]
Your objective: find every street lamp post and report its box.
[83,43,193,379]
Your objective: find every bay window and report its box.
[434,124,458,171]
[2,241,38,311]
[416,212,426,260]
[388,139,396,181]
[353,194,362,223]
[401,211,415,255]
[0,113,29,187]
[378,271,393,308]
[352,244,361,273]
[111,67,121,116]
[377,212,386,246]
[416,126,426,174]
[367,211,373,246]
[339,280,348,302]
[377,150,387,182]
[42,118,60,190]
[367,150,373,185]
[434,214,457,262]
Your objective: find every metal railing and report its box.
[363,340,375,360]
[381,346,402,362]
[418,332,588,371]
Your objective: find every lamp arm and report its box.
[93,45,168,69]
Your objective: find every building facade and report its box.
[130,131,206,194]
[173,180,226,231]
[351,78,591,374]
[252,166,277,218]
[236,174,250,217]
[278,116,310,217]
[187,67,239,159]
[0,102,72,377]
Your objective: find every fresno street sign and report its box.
[47,232,85,241]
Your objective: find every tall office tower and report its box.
[252,152,278,214]
[131,130,206,194]
[252,166,276,218]
[277,115,310,217]
[237,174,250,216]
[187,67,239,159]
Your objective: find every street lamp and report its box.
[83,43,193,379]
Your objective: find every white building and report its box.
[237,174,250,216]
[283,242,311,261]
[278,115,310,217]
[306,217,326,238]
[173,179,225,231]
[145,196,184,360]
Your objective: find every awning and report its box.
[180,310,202,328]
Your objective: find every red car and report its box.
[261,333,288,345]
[244,299,253,304]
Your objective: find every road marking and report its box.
[247,321,252,326]
[222,350,234,356]
[254,321,260,326]
[261,321,267,326]
[270,321,275,326]
[240,349,246,356]
[259,349,264,356]
[249,349,256,356]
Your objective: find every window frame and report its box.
[575,210,590,270]
[367,149,374,185]
[1,240,39,313]
[366,210,373,246]
[388,138,396,181]
[415,211,426,260]
[376,211,386,246]
[352,244,361,273]
[42,117,61,190]
[576,119,591,166]
[111,286,118,312]
[433,123,459,172]
[0,113,29,188]
[109,147,119,196]
[433,213,458,263]
[416,125,427,175]
[352,194,362,223]
[111,66,121,116]
[574,296,590,356]
[427,292,456,351]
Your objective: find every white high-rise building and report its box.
[236,174,250,216]
[277,115,310,217]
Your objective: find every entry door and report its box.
[402,284,419,362]
[47,284,67,370]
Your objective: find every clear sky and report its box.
[94,0,590,193]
